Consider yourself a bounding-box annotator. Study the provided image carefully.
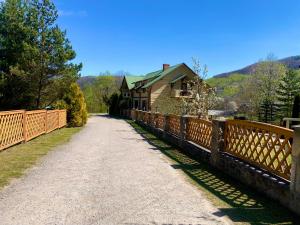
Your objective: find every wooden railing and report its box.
[130,109,295,181]
[168,114,181,136]
[156,113,165,129]
[224,120,293,180]
[186,117,212,150]
[0,109,67,151]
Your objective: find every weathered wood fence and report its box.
[0,109,67,151]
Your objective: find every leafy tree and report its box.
[0,0,81,110]
[182,58,216,119]
[276,70,300,118]
[108,93,121,116]
[245,56,286,122]
[82,76,119,113]
[63,83,87,127]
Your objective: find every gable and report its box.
[142,63,197,88]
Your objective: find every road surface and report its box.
[0,115,230,225]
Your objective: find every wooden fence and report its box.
[168,114,181,137]
[186,117,212,150]
[129,109,295,181]
[224,120,293,180]
[0,109,67,151]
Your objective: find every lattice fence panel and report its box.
[46,110,59,133]
[156,113,165,129]
[225,120,294,180]
[149,113,155,127]
[26,110,46,141]
[168,115,181,136]
[58,110,67,128]
[137,111,143,121]
[0,111,24,151]
[186,117,212,150]
[142,112,151,124]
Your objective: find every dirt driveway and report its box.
[0,115,231,225]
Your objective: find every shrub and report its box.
[63,83,88,127]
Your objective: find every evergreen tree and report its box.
[277,70,300,118]
[0,0,82,109]
[63,83,87,127]
[258,99,278,123]
[0,0,33,108]
[292,94,300,119]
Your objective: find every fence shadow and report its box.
[127,120,299,225]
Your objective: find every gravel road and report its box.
[0,115,231,225]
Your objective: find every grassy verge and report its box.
[128,120,299,225]
[0,127,81,189]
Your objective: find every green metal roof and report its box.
[142,63,183,88]
[170,74,186,84]
[124,76,144,90]
[124,63,185,90]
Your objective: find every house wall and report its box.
[150,65,196,114]
[131,86,149,110]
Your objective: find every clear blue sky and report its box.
[54,0,300,77]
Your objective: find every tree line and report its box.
[0,0,87,126]
[81,75,120,113]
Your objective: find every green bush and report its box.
[63,83,88,127]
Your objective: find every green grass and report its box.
[0,127,82,189]
[128,120,299,225]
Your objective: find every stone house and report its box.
[120,63,198,114]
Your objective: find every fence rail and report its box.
[0,109,67,151]
[129,109,295,181]
[224,120,293,180]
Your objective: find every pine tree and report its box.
[259,99,278,123]
[277,70,300,118]
[0,0,82,109]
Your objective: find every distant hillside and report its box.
[207,73,248,98]
[78,75,123,89]
[77,76,97,88]
[214,56,300,78]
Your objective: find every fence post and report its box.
[163,114,170,132]
[45,110,48,133]
[210,119,226,168]
[179,115,188,147]
[57,110,60,129]
[290,125,300,215]
[22,110,27,142]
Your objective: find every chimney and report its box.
[163,64,170,71]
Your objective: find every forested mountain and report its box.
[207,56,300,98]
[78,75,123,89]
[214,56,300,78]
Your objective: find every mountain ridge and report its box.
[213,55,300,78]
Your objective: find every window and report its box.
[134,100,139,109]
[181,82,187,91]
[142,100,147,110]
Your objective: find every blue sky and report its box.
[55,0,300,77]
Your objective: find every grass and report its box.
[0,127,81,189]
[128,120,300,225]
